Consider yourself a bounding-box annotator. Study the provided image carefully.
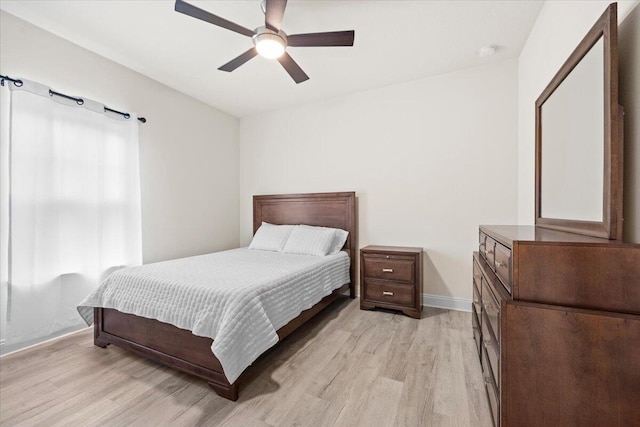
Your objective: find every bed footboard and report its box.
[94,307,238,400]
[93,282,349,401]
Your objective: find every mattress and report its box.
[77,248,349,383]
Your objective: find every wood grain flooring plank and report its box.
[353,376,404,427]
[433,326,474,424]
[258,329,352,426]
[305,309,389,400]
[332,352,385,427]
[393,341,437,427]
[0,300,492,427]
[379,314,419,382]
[167,392,238,427]
[279,393,334,427]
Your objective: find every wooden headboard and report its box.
[253,191,357,298]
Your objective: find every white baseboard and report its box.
[422,294,472,312]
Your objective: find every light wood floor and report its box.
[0,299,491,426]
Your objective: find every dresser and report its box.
[473,225,640,426]
[360,245,422,318]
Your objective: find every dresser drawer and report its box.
[483,347,500,427]
[473,277,482,314]
[479,231,488,258]
[362,255,414,283]
[472,305,482,359]
[484,237,496,268]
[473,258,482,290]
[363,279,414,307]
[482,276,501,343]
[482,309,500,386]
[494,243,512,294]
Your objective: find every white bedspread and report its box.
[77,248,349,383]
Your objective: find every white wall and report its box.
[517,0,640,244]
[1,11,241,262]
[239,60,519,302]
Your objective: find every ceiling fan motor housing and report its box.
[253,26,288,47]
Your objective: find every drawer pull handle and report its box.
[382,268,394,273]
[382,291,394,296]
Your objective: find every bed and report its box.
[83,191,356,401]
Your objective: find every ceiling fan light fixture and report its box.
[254,32,286,59]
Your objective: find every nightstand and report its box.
[360,245,423,318]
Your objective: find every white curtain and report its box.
[0,78,142,351]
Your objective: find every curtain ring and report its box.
[14,79,23,87]
[124,113,130,119]
[76,99,84,106]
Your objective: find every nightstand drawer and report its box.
[362,256,414,283]
[363,279,414,307]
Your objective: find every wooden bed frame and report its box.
[93,191,356,401]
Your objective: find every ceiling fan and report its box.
[174,0,355,84]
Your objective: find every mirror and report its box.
[535,3,622,240]
[541,38,604,222]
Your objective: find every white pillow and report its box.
[301,225,349,254]
[249,222,294,252]
[283,226,336,256]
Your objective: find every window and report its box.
[0,78,142,351]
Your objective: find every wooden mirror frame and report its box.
[535,3,622,240]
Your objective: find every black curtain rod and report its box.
[1,74,146,123]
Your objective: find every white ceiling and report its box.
[0,0,543,117]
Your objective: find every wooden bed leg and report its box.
[94,307,110,348]
[208,381,239,401]
[94,337,110,348]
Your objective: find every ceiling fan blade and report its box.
[175,0,255,37]
[287,30,355,47]
[277,52,309,84]
[218,48,258,72]
[265,0,287,31]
